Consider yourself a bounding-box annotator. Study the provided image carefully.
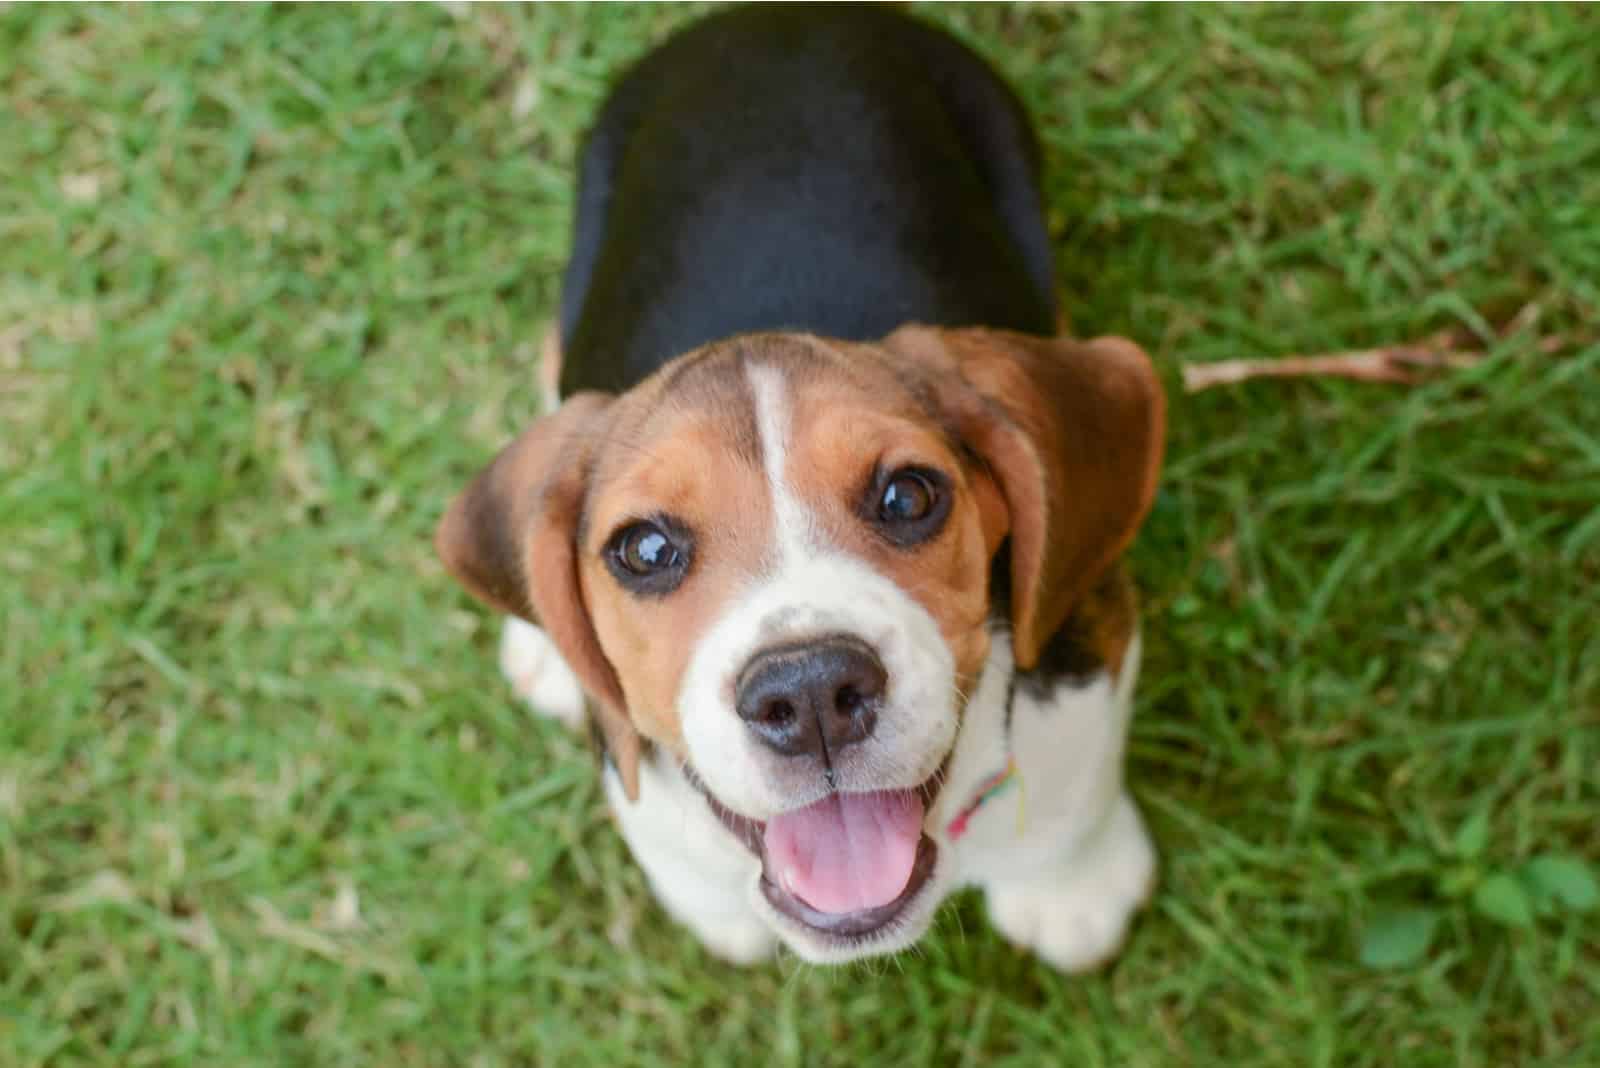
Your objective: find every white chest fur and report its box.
[935,632,1142,885]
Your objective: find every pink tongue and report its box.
[763,790,924,914]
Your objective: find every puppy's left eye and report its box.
[867,466,951,546]
[881,471,935,522]
[605,518,692,595]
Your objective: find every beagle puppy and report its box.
[436,7,1166,970]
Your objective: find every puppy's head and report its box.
[436,327,1164,960]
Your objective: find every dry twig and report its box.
[1181,304,1580,393]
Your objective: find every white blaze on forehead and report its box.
[746,361,818,562]
[672,356,959,821]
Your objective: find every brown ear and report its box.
[434,392,644,799]
[884,326,1166,669]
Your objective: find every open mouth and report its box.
[692,769,946,939]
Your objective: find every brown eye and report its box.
[605,518,692,595]
[618,525,677,573]
[867,466,951,547]
[880,472,935,522]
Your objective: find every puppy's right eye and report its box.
[605,518,693,595]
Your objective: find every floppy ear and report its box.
[883,326,1166,669]
[434,392,644,800]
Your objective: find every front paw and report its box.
[985,797,1157,973]
[498,616,586,728]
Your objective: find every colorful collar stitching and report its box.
[944,757,1019,840]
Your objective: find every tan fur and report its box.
[537,323,562,408]
[581,406,772,750]
[1066,564,1140,679]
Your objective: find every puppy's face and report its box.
[437,327,1164,961]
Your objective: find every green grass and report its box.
[3,3,1597,1065]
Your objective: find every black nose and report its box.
[735,636,887,758]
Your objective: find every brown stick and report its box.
[1181,304,1582,393]
[1181,346,1483,392]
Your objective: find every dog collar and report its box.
[944,756,1020,840]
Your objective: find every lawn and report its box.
[3,3,1597,1065]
